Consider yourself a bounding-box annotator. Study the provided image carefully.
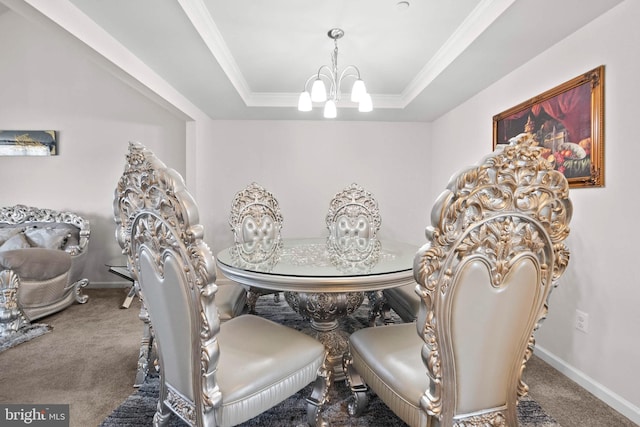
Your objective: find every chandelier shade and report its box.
[297,91,312,112]
[311,79,328,102]
[358,93,373,113]
[324,99,337,119]
[298,28,372,118]
[350,79,367,103]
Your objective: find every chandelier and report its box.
[297,28,372,118]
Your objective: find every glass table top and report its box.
[216,237,417,278]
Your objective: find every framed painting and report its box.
[493,66,604,188]
[0,130,58,156]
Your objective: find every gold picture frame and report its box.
[0,130,58,156]
[493,66,604,188]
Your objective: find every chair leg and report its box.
[342,352,369,416]
[134,301,154,387]
[153,381,172,426]
[72,278,90,304]
[366,291,392,326]
[306,361,332,427]
[246,288,259,313]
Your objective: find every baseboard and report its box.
[87,281,130,289]
[535,345,640,424]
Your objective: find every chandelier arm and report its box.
[316,65,335,81]
[315,67,338,101]
[303,75,316,91]
[338,65,362,86]
[303,71,340,90]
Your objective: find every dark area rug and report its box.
[0,323,51,353]
[101,296,560,426]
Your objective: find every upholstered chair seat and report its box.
[381,283,419,323]
[216,315,324,426]
[350,323,429,425]
[215,278,249,321]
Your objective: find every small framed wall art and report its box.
[0,130,58,156]
[493,66,604,188]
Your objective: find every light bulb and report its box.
[311,79,327,102]
[323,100,337,118]
[298,91,312,112]
[358,93,373,112]
[351,79,366,103]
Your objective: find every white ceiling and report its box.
[1,0,623,121]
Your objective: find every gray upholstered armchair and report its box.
[343,140,572,426]
[114,142,329,426]
[0,205,90,326]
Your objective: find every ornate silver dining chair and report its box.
[228,182,284,313]
[325,182,386,325]
[114,142,329,426]
[344,140,572,427]
[326,183,381,248]
[113,152,247,388]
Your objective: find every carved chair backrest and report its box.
[326,183,381,258]
[229,182,283,263]
[114,142,221,426]
[414,140,572,426]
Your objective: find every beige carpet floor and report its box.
[0,288,635,427]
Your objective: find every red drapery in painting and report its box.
[531,83,591,142]
[501,82,591,143]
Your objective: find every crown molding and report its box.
[4,0,208,121]
[178,0,252,104]
[401,0,516,107]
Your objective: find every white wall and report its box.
[0,10,187,284]
[430,0,640,421]
[196,120,431,254]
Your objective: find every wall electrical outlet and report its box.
[575,309,589,333]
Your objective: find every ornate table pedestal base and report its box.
[285,291,365,381]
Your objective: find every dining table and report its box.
[216,237,417,381]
